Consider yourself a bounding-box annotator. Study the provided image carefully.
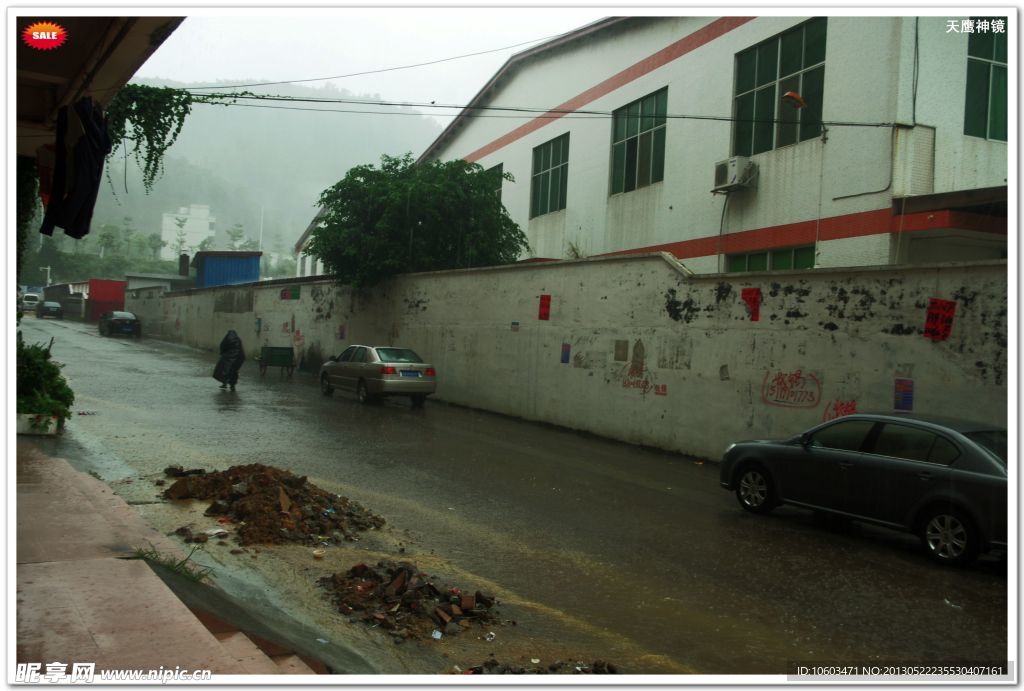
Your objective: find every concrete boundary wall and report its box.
[128,256,1007,459]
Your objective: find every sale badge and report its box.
[22,21,67,50]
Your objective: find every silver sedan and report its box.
[319,345,436,407]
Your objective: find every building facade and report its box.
[417,15,1007,273]
[161,204,216,261]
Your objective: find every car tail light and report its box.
[425,367,436,377]
[380,366,397,375]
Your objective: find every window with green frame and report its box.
[964,18,1007,141]
[530,134,569,218]
[733,18,827,156]
[727,245,815,272]
[611,88,667,194]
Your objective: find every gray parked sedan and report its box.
[719,413,1007,566]
[320,345,436,407]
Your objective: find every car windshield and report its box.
[43,302,60,308]
[375,348,422,363]
[111,311,136,320]
[964,430,1007,465]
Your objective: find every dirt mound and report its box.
[163,464,384,545]
[320,560,500,641]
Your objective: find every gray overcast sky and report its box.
[133,8,612,127]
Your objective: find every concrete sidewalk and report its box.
[15,439,318,678]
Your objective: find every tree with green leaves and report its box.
[305,153,528,288]
[226,223,246,251]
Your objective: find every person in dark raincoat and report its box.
[214,330,245,390]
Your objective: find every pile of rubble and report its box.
[320,560,500,641]
[162,464,384,545]
[456,657,619,674]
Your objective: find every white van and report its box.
[21,293,40,311]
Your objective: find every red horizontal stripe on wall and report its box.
[464,17,754,163]
[602,208,1007,260]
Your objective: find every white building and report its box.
[161,204,215,261]
[412,15,1008,273]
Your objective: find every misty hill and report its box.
[93,79,443,254]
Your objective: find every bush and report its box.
[16,335,74,427]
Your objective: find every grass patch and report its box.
[129,542,214,583]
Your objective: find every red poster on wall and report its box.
[923,298,956,341]
[741,287,761,321]
[538,294,551,320]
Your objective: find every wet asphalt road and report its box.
[20,315,1009,674]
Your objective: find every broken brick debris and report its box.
[458,658,619,675]
[163,464,384,545]
[320,560,499,640]
[164,465,206,478]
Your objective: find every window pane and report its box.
[637,131,652,188]
[551,136,562,167]
[541,142,551,171]
[799,66,824,142]
[624,137,638,192]
[780,27,803,76]
[753,85,776,154]
[613,110,627,142]
[930,436,961,465]
[531,174,541,217]
[641,93,656,132]
[968,26,995,59]
[558,165,568,210]
[994,28,1007,62]
[964,59,990,137]
[794,245,815,268]
[611,142,625,193]
[776,74,800,147]
[549,165,561,212]
[652,127,666,183]
[989,64,1007,141]
[532,146,542,174]
[812,420,875,451]
[626,101,640,138]
[736,49,756,93]
[771,249,793,270]
[804,17,827,66]
[757,40,778,86]
[874,424,936,462]
[655,89,668,126]
[538,171,550,214]
[747,252,768,271]
[727,254,747,272]
[734,93,754,156]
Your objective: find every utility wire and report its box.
[190,91,896,128]
[181,29,578,91]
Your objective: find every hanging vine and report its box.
[105,84,195,193]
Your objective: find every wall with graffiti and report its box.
[128,254,1007,459]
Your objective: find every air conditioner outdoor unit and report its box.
[712,156,755,193]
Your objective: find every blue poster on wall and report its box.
[894,378,914,411]
[561,343,571,364]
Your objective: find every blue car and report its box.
[719,413,1007,565]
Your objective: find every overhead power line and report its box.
[189,91,897,128]
[182,29,578,91]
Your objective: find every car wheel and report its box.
[98,325,105,336]
[411,394,426,408]
[357,380,372,405]
[919,507,979,566]
[320,374,334,397]
[735,463,776,514]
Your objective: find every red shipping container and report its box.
[87,279,126,321]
